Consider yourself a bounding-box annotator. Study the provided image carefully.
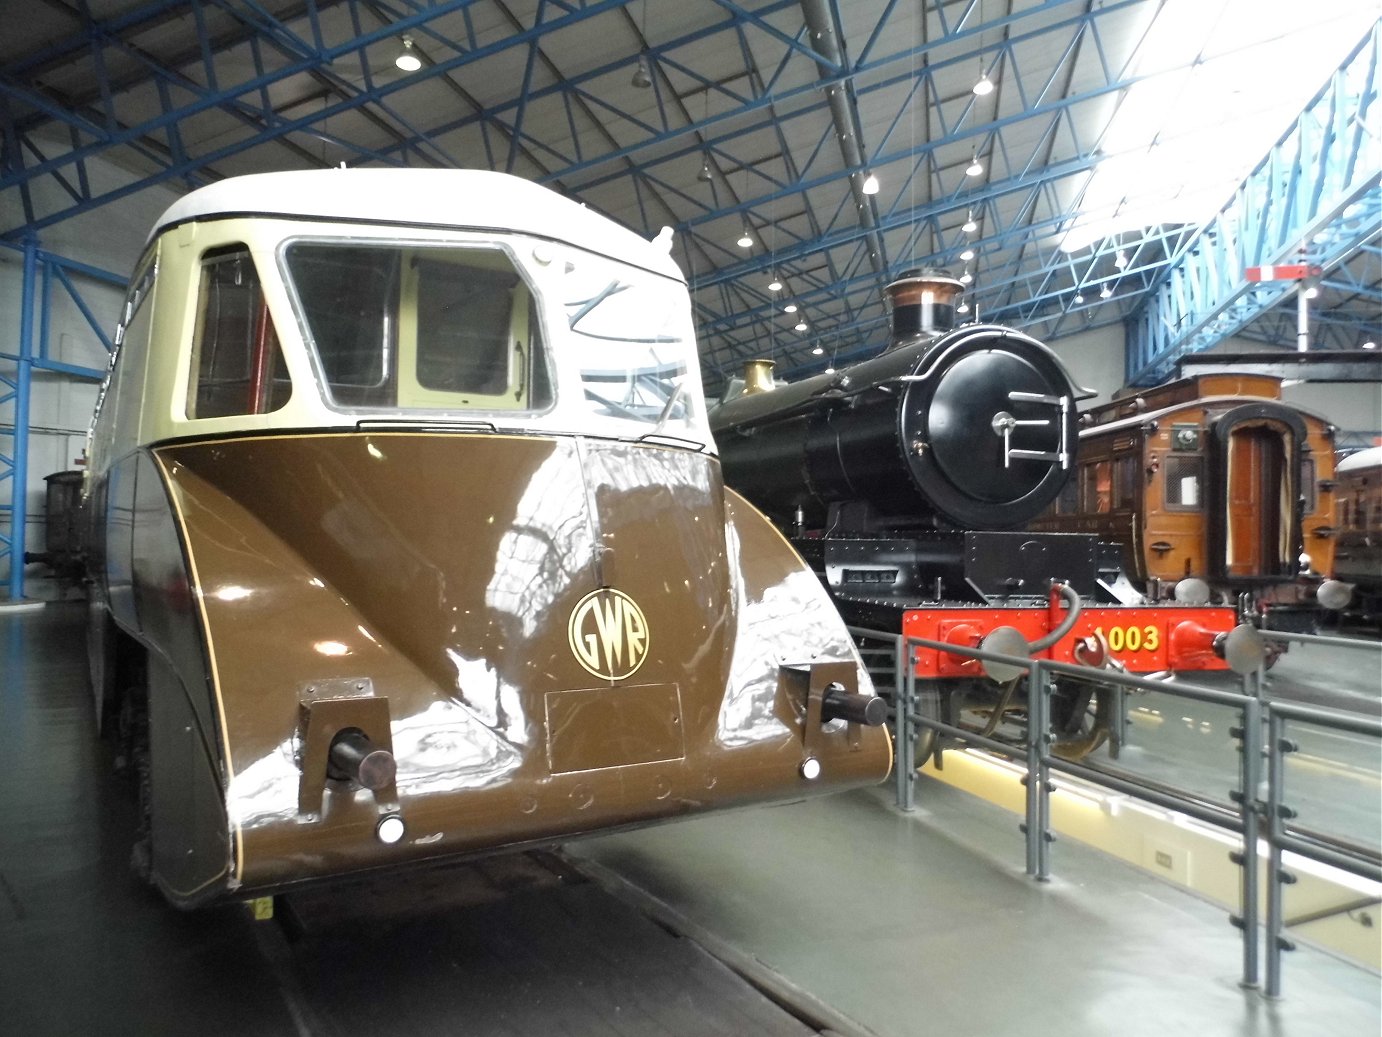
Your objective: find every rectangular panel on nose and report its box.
[544,684,685,773]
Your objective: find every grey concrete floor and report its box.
[571,781,1381,1037]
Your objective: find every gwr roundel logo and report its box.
[568,588,649,680]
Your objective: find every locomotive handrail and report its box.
[883,627,1380,999]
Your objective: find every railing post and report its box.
[896,635,916,812]
[1031,660,1052,881]
[1233,672,1262,989]
[1265,708,1296,998]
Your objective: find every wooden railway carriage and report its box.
[1334,446,1382,621]
[1031,373,1342,628]
[83,169,891,907]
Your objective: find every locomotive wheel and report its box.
[1050,680,1111,762]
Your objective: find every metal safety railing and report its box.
[851,623,1382,999]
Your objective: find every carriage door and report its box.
[1221,417,1293,577]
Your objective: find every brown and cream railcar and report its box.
[83,169,891,908]
[1031,373,1342,628]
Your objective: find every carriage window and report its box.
[1112,454,1138,510]
[1164,454,1202,510]
[1081,460,1112,513]
[1055,479,1078,515]
[1300,456,1317,514]
[286,242,551,413]
[188,246,291,419]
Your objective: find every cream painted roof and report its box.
[150,169,684,283]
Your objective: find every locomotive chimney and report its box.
[741,359,778,395]
[884,268,965,346]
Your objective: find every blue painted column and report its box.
[8,236,37,600]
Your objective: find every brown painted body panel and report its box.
[143,432,888,896]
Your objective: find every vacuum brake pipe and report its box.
[1029,582,1082,652]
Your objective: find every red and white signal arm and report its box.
[1246,263,1323,282]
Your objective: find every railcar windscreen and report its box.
[561,259,700,439]
[284,241,554,414]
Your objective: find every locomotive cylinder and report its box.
[710,271,1091,532]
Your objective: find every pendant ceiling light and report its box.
[395,37,421,72]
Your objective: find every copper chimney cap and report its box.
[884,268,965,343]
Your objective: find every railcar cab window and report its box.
[188,245,292,419]
[89,256,156,473]
[561,256,699,441]
[283,241,553,413]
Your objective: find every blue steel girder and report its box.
[0,239,119,595]
[1125,23,1382,387]
[0,1,1144,237]
[0,0,577,230]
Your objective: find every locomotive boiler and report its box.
[710,271,1248,762]
[83,169,891,908]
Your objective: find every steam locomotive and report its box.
[709,271,1248,762]
[82,169,891,908]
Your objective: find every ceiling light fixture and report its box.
[737,224,753,249]
[1304,285,1320,300]
[825,366,836,374]
[395,36,422,72]
[768,276,783,292]
[862,172,880,195]
[812,345,824,355]
[1100,284,1113,299]
[794,321,808,332]
[960,247,975,262]
[973,70,994,97]
[963,210,978,233]
[783,303,798,313]
[957,300,971,314]
[1363,340,1377,350]
[632,54,652,88]
[966,151,984,177]
[698,157,713,182]
[1114,249,1129,269]
[1073,292,1084,304]
[959,268,973,285]
[632,0,652,88]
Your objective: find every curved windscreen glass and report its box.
[562,259,700,439]
[284,241,553,413]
